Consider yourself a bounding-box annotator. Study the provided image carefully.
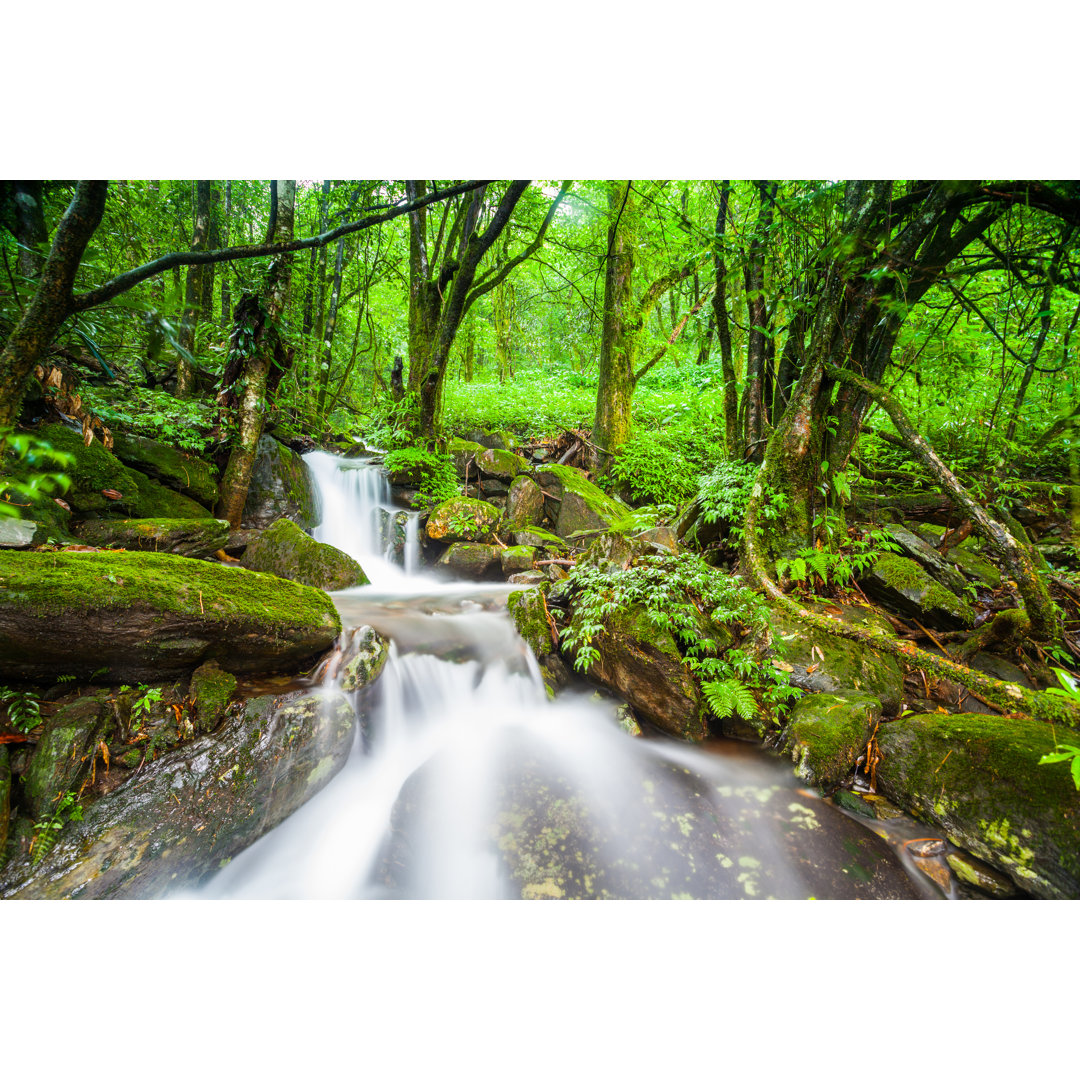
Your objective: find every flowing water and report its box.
[197,454,938,900]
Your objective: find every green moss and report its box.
[872,552,974,626]
[537,464,630,523]
[124,468,210,519]
[783,691,881,787]
[477,448,528,480]
[240,518,368,591]
[426,496,501,542]
[111,433,218,507]
[508,587,556,659]
[189,660,237,734]
[38,424,139,512]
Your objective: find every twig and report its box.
[913,619,953,660]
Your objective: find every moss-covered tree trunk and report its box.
[743,182,776,463]
[215,181,295,527]
[0,181,108,430]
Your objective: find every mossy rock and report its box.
[946,546,1002,590]
[536,464,630,541]
[505,474,545,532]
[189,660,237,734]
[0,687,357,899]
[512,526,567,551]
[508,587,557,663]
[124,468,212,519]
[783,690,882,787]
[437,542,499,579]
[36,424,140,513]
[337,625,390,692]
[446,437,486,480]
[0,745,9,859]
[426,496,501,543]
[0,549,341,683]
[21,693,113,818]
[876,711,1080,899]
[767,599,904,715]
[862,552,974,630]
[73,517,231,559]
[476,448,528,481]
[111,432,218,507]
[240,518,368,592]
[883,523,968,596]
[499,545,536,575]
[241,435,320,530]
[568,601,707,741]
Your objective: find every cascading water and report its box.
[194,454,937,900]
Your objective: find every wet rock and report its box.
[945,851,1021,898]
[73,517,230,559]
[0,519,39,548]
[884,523,969,596]
[505,475,545,532]
[0,550,341,683]
[512,526,567,551]
[615,705,643,737]
[477,448,528,482]
[20,693,113,818]
[499,545,536,576]
[507,586,567,698]
[0,688,357,899]
[426,496,501,543]
[0,745,9,858]
[437,542,499,579]
[241,436,320,530]
[224,528,261,556]
[767,599,904,714]
[568,601,707,740]
[783,690,882,787]
[189,660,237,734]
[446,437,486,479]
[111,432,218,508]
[508,570,547,587]
[240,517,368,592]
[876,711,1080,899]
[536,464,630,541]
[861,552,974,630]
[338,625,390,692]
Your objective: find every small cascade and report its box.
[191,451,936,900]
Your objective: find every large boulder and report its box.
[426,496,501,543]
[111,432,218,508]
[766,599,904,714]
[73,517,230,559]
[505,474,545,532]
[437,542,499,579]
[240,518,368,591]
[241,435,320,530]
[883,523,969,596]
[536,464,630,541]
[0,550,341,683]
[861,552,975,630]
[124,469,213,519]
[876,711,1080,899]
[0,687,358,899]
[567,602,707,740]
[476,448,528,482]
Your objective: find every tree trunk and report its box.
[494,277,514,383]
[6,181,48,281]
[743,182,776,462]
[713,182,739,459]
[0,181,108,429]
[215,181,295,526]
[177,180,211,395]
[315,237,346,419]
[220,180,232,328]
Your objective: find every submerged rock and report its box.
[73,517,230,559]
[241,435,320,530]
[240,517,368,591]
[0,550,340,683]
[875,711,1080,899]
[0,688,358,899]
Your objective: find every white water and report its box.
[196,455,933,900]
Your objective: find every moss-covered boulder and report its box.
[36,424,140,513]
[499,545,536,576]
[783,690,882,787]
[862,552,975,630]
[446,437,486,480]
[946,546,1002,590]
[437,542,499,579]
[568,602,707,740]
[884,523,969,596]
[876,712,1080,899]
[124,468,211,519]
[0,550,340,683]
[512,526,567,551]
[241,435,320,530]
[536,464,630,541]
[505,474,545,532]
[767,599,904,714]
[111,432,218,508]
[477,447,528,481]
[0,687,357,899]
[337,625,390,693]
[20,693,113,818]
[73,517,230,559]
[189,660,237,734]
[426,496,501,543]
[240,518,368,592]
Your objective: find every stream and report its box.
[194,453,941,900]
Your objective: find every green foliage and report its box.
[0,686,43,733]
[81,384,216,454]
[1039,669,1080,789]
[0,428,73,518]
[31,790,84,865]
[697,460,788,543]
[605,434,698,505]
[778,525,901,593]
[560,552,800,723]
[382,446,460,511]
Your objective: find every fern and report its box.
[703,678,758,720]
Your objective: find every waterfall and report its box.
[190,453,936,900]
